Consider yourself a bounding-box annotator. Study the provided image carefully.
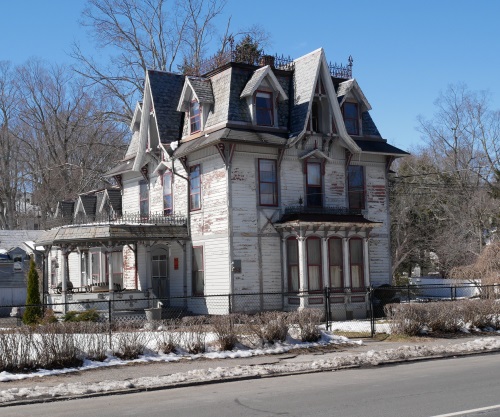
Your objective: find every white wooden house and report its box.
[38,48,407,319]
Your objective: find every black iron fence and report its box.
[1,283,496,337]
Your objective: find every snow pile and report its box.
[2,337,500,404]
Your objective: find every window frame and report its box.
[342,102,359,136]
[258,159,278,206]
[328,237,344,291]
[189,165,201,211]
[192,246,204,296]
[349,237,365,292]
[347,165,365,210]
[139,179,149,217]
[255,90,274,126]
[163,171,173,215]
[286,237,299,294]
[189,99,202,134]
[306,236,323,293]
[306,161,323,207]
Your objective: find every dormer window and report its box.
[343,102,359,135]
[255,91,273,126]
[190,100,201,133]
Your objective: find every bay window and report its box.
[307,237,322,292]
[286,237,299,293]
[349,238,364,290]
[328,238,343,290]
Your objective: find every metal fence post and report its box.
[108,298,112,350]
[324,286,330,331]
[228,293,232,314]
[407,284,411,303]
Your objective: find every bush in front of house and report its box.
[112,325,151,359]
[385,299,500,335]
[210,314,240,351]
[244,311,290,347]
[153,319,181,354]
[291,309,323,342]
[180,316,206,354]
[63,309,100,322]
[23,258,43,325]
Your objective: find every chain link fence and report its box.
[2,283,494,337]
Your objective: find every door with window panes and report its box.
[151,249,169,303]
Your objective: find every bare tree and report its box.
[72,0,229,123]
[0,61,24,229]
[14,59,127,223]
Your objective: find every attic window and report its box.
[190,100,201,133]
[255,91,273,126]
[343,102,359,135]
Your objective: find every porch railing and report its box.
[283,205,362,216]
[45,212,187,229]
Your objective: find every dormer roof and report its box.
[177,76,214,112]
[240,66,288,101]
[337,78,371,111]
[299,148,333,163]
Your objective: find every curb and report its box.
[3,346,500,408]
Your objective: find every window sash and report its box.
[306,162,322,207]
[349,238,364,290]
[348,165,365,210]
[189,165,201,211]
[307,238,322,292]
[190,101,201,133]
[343,102,359,135]
[163,172,173,215]
[258,159,278,206]
[255,91,273,126]
[328,238,343,290]
[192,247,204,296]
[287,238,299,293]
[139,180,149,217]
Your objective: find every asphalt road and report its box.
[4,353,500,417]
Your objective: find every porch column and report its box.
[281,237,288,293]
[363,237,370,288]
[322,237,329,289]
[61,247,69,314]
[297,236,307,308]
[343,238,351,289]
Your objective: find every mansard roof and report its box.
[78,195,97,217]
[187,77,214,103]
[105,189,122,213]
[148,70,185,144]
[353,138,409,156]
[56,201,74,218]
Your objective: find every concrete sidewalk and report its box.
[1,334,500,406]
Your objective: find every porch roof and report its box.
[36,223,189,247]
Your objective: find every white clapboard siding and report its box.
[122,176,141,214]
[68,252,80,287]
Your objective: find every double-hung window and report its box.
[139,180,149,217]
[190,100,201,133]
[343,102,359,135]
[347,165,365,210]
[307,237,322,292]
[328,238,343,290]
[258,159,278,206]
[163,172,173,215]
[349,238,364,291]
[189,165,201,211]
[286,238,299,293]
[306,162,322,207]
[255,91,273,126]
[192,246,204,296]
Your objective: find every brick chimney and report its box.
[259,55,275,68]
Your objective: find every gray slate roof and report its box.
[188,77,214,103]
[79,195,97,217]
[354,139,409,155]
[148,70,185,144]
[57,201,74,218]
[0,230,44,252]
[37,224,188,246]
[240,66,267,97]
[362,112,381,137]
[175,127,287,157]
[106,189,122,214]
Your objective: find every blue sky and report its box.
[2,0,499,152]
